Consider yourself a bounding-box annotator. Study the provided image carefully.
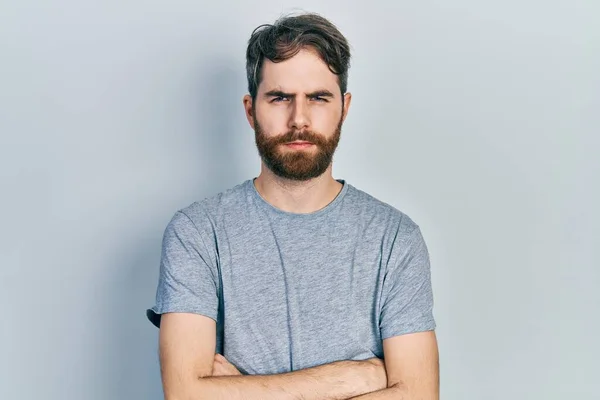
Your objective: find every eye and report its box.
[271,96,288,103]
[311,96,328,102]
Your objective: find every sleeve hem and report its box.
[146,304,218,328]
[380,318,436,340]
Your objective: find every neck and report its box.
[253,165,343,214]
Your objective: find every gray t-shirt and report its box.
[147,178,435,375]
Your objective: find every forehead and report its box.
[259,48,340,94]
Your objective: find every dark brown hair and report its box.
[246,12,351,100]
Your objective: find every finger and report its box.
[217,354,233,366]
[212,363,227,376]
[213,365,234,377]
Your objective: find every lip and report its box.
[284,141,314,149]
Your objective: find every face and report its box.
[244,48,351,181]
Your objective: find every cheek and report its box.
[256,107,288,134]
[310,106,342,131]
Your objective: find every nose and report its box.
[289,99,310,131]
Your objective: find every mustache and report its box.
[268,130,326,145]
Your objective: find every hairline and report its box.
[251,44,346,101]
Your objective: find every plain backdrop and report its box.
[1,1,598,399]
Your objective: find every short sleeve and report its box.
[146,210,219,328]
[379,226,436,340]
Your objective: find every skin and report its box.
[212,353,243,377]
[159,313,387,400]
[159,46,439,400]
[243,47,352,215]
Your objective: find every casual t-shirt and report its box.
[147,178,436,375]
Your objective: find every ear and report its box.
[243,94,255,129]
[341,92,352,123]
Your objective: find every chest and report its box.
[215,225,386,374]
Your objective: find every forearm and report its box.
[348,386,400,400]
[173,360,375,400]
[346,385,406,399]
[347,384,438,399]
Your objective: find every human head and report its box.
[245,12,351,101]
[243,12,352,181]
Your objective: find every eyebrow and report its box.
[263,89,336,99]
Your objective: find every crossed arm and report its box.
[159,313,439,400]
[345,332,439,399]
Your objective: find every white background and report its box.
[1,1,598,399]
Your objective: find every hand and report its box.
[212,353,243,377]
[360,357,387,392]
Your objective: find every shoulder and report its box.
[345,183,420,242]
[167,179,251,238]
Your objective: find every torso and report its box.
[194,179,411,374]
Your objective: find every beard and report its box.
[253,116,343,181]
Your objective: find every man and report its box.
[147,12,439,400]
